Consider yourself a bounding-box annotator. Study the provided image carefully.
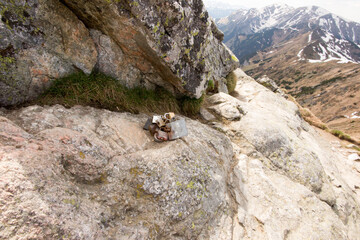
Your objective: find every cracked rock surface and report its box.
[1,70,360,239]
[201,69,360,240]
[0,105,234,239]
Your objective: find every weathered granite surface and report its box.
[0,0,97,106]
[0,105,234,239]
[1,70,360,239]
[0,0,238,106]
[201,69,360,240]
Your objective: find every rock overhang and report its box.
[0,0,238,106]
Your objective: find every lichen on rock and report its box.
[0,0,238,106]
[0,105,234,239]
[0,0,98,106]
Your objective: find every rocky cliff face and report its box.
[0,0,238,106]
[1,69,360,239]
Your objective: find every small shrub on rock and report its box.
[206,79,215,92]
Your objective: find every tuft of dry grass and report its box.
[330,129,358,144]
[180,95,204,116]
[34,72,181,114]
[226,71,237,94]
[287,95,360,146]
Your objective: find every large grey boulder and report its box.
[0,0,238,106]
[0,105,234,239]
[61,0,238,97]
[1,70,360,239]
[255,75,285,96]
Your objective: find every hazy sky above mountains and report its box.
[204,0,360,23]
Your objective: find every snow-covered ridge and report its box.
[218,3,360,44]
[298,31,359,64]
[217,3,360,64]
[243,4,295,32]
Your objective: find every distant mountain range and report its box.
[216,4,360,64]
[214,4,360,139]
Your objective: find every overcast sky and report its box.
[209,0,360,23]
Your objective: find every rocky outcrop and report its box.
[201,69,360,239]
[255,75,285,96]
[0,0,97,106]
[0,0,238,106]
[0,104,235,239]
[1,69,360,239]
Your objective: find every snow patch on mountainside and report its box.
[297,49,305,61]
[345,112,360,119]
[308,32,313,42]
[298,31,359,64]
[305,32,357,63]
[249,4,294,32]
[217,3,360,64]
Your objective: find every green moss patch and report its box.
[206,79,215,92]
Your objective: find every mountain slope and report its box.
[217,4,360,139]
[217,4,360,64]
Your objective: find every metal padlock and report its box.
[164,112,175,120]
[152,115,166,127]
[154,130,168,142]
[168,118,188,140]
[143,117,152,130]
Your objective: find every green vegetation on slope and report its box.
[296,76,344,97]
[180,95,204,116]
[35,72,180,114]
[35,71,205,116]
[330,129,353,142]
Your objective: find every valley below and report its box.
[216,4,360,141]
[243,43,360,140]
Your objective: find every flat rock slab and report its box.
[0,104,234,239]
